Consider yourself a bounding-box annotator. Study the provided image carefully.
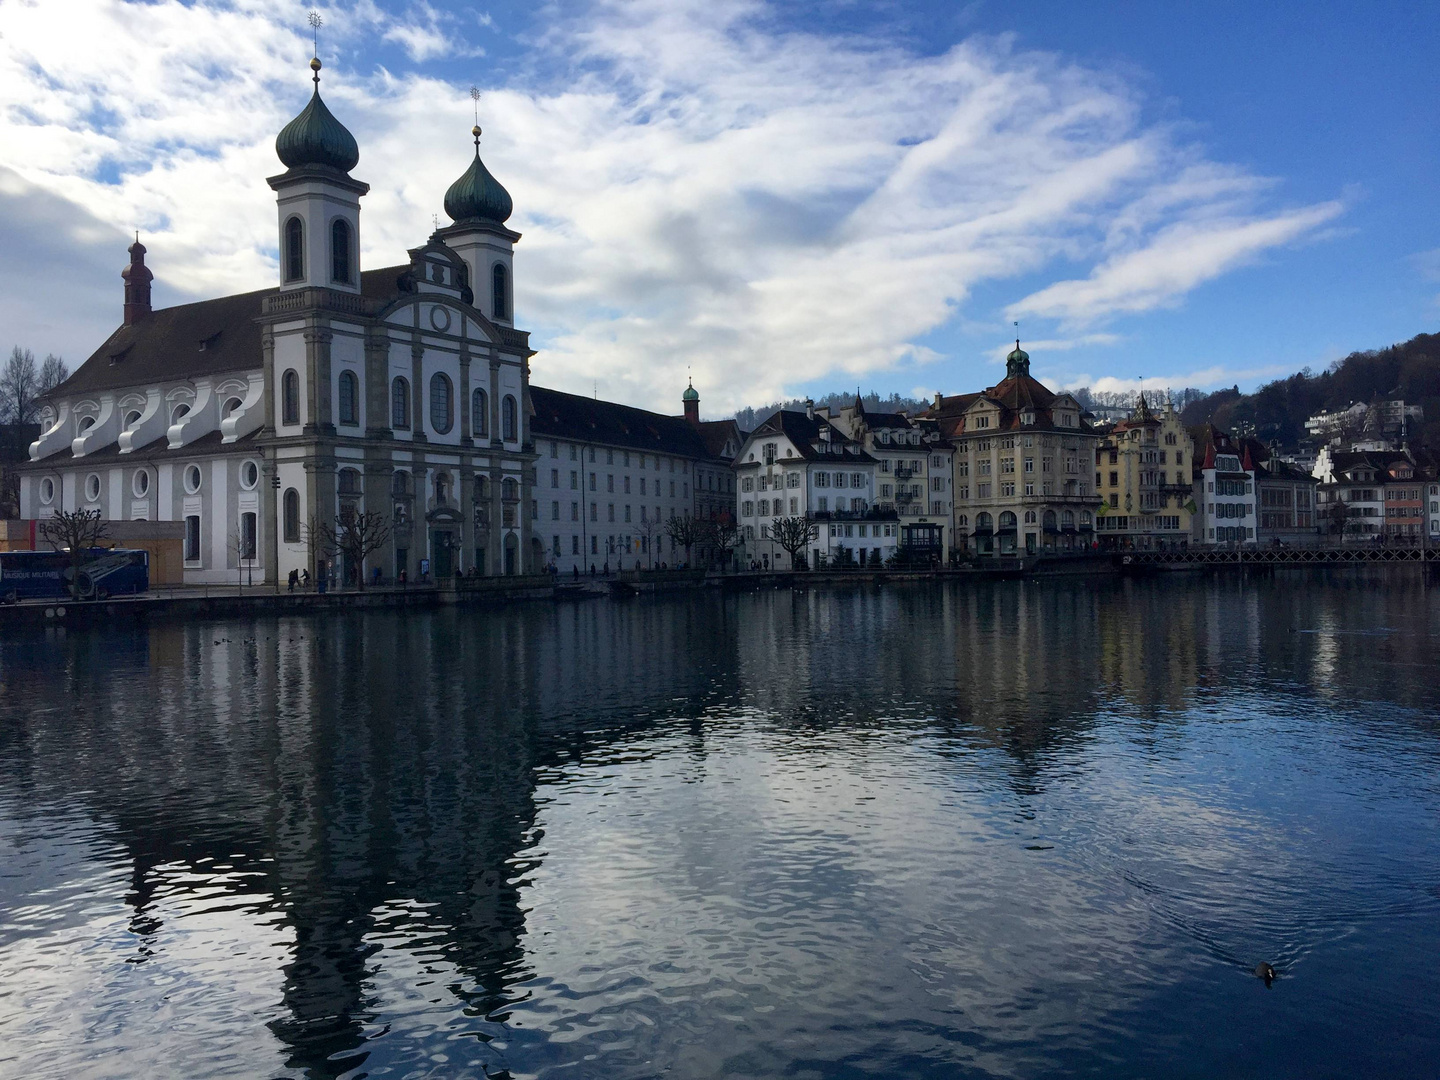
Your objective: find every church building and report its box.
[22,56,553,582]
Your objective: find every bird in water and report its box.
[1253,962,1278,987]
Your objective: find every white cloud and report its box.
[0,0,1341,411]
[1008,202,1343,327]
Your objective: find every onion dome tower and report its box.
[444,125,513,226]
[683,379,700,425]
[122,234,153,326]
[267,55,368,294]
[437,104,521,326]
[1005,339,1031,379]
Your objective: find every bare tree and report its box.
[770,515,818,570]
[703,517,742,570]
[39,355,68,394]
[228,519,258,591]
[637,514,662,569]
[665,514,703,566]
[1,348,38,425]
[300,515,335,584]
[317,507,393,591]
[39,508,109,599]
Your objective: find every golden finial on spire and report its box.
[308,11,323,83]
[470,86,482,149]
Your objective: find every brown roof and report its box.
[52,266,416,400]
[741,409,875,464]
[923,373,1087,438]
[696,418,742,462]
[529,386,712,459]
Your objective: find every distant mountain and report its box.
[1177,331,1440,447]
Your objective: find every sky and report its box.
[0,0,1435,416]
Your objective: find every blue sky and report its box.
[0,0,1434,414]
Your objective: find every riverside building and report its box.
[20,56,546,584]
[926,343,1100,557]
[821,398,954,562]
[733,404,887,569]
[1092,396,1194,550]
[528,384,737,573]
[1190,426,1257,545]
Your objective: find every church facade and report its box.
[21,58,549,583]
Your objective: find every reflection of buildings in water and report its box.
[0,601,747,1078]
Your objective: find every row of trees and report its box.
[2,347,69,425]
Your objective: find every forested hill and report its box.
[1179,331,1440,447]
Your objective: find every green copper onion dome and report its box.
[445,126,513,225]
[682,380,700,403]
[1005,339,1030,378]
[275,58,360,173]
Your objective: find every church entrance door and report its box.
[432,530,455,578]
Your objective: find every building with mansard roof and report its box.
[821,396,954,561]
[734,402,891,569]
[925,343,1100,557]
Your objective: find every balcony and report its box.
[812,507,899,522]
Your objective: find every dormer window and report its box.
[974,415,990,429]
[1021,410,1035,426]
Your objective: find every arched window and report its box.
[1043,510,1057,531]
[1061,510,1075,528]
[338,468,362,495]
[502,477,519,502]
[284,217,304,282]
[957,514,969,528]
[502,394,517,442]
[1080,511,1093,528]
[391,377,410,430]
[170,403,190,426]
[1024,510,1037,524]
[223,397,243,419]
[492,263,508,319]
[124,410,142,430]
[331,218,352,284]
[975,512,993,531]
[999,511,1017,530]
[283,488,300,543]
[430,373,453,434]
[472,388,489,438]
[77,415,95,434]
[282,370,300,425]
[391,471,410,498]
[338,371,358,426]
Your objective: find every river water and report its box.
[1,571,1438,1079]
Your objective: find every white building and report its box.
[821,397,954,561]
[528,385,736,573]
[21,57,540,583]
[1191,426,1257,545]
[734,404,890,569]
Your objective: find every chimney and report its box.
[805,398,814,420]
[122,236,153,326]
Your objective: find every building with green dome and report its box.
[18,57,739,583]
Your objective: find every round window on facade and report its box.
[85,474,101,502]
[240,460,259,490]
[184,464,202,494]
[133,470,150,498]
[40,478,55,504]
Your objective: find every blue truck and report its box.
[0,549,150,603]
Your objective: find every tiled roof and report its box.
[529,386,711,459]
[742,409,875,463]
[696,418,742,462]
[53,267,415,400]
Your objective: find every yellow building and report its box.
[1093,397,1194,550]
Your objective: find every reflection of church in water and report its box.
[22,55,556,581]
